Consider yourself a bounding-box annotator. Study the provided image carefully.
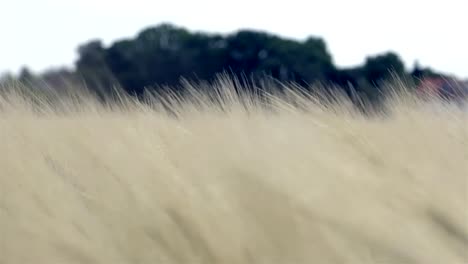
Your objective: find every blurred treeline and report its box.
[1,23,450,108]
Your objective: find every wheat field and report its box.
[0,77,467,264]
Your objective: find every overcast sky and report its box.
[1,0,467,78]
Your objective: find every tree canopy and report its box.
[4,23,457,107]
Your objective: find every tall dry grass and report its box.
[0,77,467,264]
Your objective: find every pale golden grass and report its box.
[0,77,467,264]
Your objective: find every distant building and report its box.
[417,76,468,100]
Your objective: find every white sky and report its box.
[1,0,467,78]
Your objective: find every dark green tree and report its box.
[76,40,118,98]
[362,52,406,85]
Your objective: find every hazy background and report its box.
[2,0,467,78]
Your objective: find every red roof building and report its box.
[416,77,468,100]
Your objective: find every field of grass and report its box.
[0,77,467,263]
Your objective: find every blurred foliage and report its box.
[3,23,457,108]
